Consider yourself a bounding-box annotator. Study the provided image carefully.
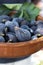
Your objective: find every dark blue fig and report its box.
[5,21,19,32]
[13,18,30,26]
[6,33,17,42]
[0,15,11,23]
[0,23,5,33]
[29,28,34,35]
[20,20,30,26]
[31,35,38,40]
[21,25,34,35]
[36,21,43,28]
[21,25,29,30]
[12,18,19,22]
[0,36,5,42]
[30,20,36,26]
[34,28,43,35]
[31,25,37,31]
[12,18,24,24]
[14,26,31,42]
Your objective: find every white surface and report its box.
[0,50,43,65]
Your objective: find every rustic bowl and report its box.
[0,36,43,58]
[0,10,43,58]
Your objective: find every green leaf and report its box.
[0,5,11,15]
[16,3,40,21]
[4,4,22,10]
[19,10,23,18]
[23,10,30,21]
[20,3,30,10]
[26,3,35,15]
[27,7,40,19]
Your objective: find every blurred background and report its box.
[0,0,40,3]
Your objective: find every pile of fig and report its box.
[0,15,42,43]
